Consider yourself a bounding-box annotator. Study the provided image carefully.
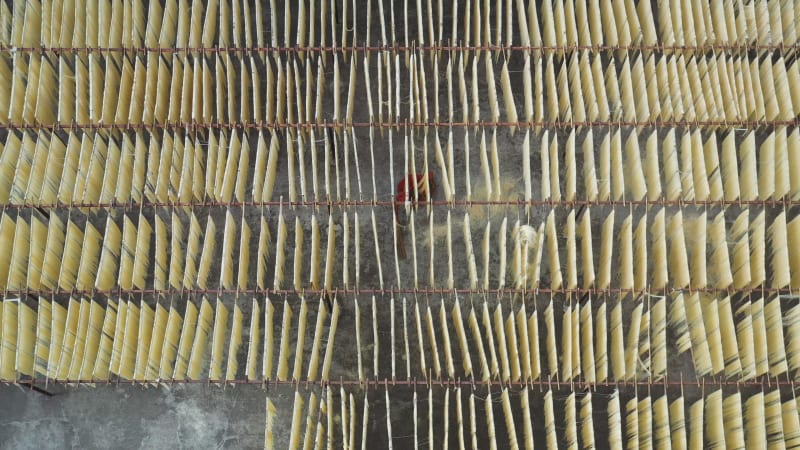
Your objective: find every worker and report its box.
[393,172,436,259]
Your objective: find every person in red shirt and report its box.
[393,172,436,259]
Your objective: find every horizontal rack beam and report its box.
[1,43,797,53]
[1,119,798,131]
[3,198,799,211]
[5,376,800,389]
[2,287,797,298]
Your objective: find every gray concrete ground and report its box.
[0,1,792,449]
[0,384,268,449]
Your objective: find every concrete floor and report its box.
[0,384,268,449]
[0,0,792,449]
